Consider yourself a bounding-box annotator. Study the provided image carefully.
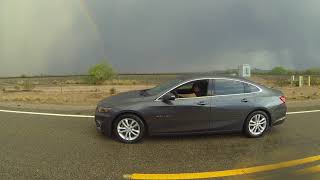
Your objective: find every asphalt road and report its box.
[0,109,319,180]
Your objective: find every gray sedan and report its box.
[95,75,287,143]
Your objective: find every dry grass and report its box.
[250,76,320,100]
[0,85,154,105]
[1,84,319,105]
[1,75,320,105]
[280,86,320,100]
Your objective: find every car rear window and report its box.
[244,83,260,93]
[214,79,244,95]
[214,79,260,95]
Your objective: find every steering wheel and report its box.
[172,90,183,98]
[171,90,178,97]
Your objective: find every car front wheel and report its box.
[113,114,145,143]
[244,111,269,138]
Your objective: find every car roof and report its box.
[177,73,245,81]
[175,73,263,87]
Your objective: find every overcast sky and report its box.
[1,0,320,76]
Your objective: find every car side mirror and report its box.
[162,93,176,102]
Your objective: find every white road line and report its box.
[0,109,94,118]
[286,109,320,115]
[0,109,319,118]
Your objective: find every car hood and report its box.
[98,90,150,107]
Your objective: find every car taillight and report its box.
[280,96,286,104]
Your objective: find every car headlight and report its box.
[97,107,112,113]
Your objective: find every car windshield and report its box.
[146,79,183,96]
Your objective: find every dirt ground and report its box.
[0,75,320,105]
[0,83,319,105]
[249,76,320,100]
[279,86,320,100]
[0,85,154,105]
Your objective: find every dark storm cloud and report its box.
[96,0,320,72]
[1,0,320,76]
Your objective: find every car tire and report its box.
[244,111,269,138]
[113,114,145,143]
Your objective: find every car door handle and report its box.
[241,98,249,103]
[197,101,207,106]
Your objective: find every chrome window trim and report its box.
[171,96,209,101]
[154,77,262,101]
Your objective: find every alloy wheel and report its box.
[248,114,267,136]
[117,118,141,141]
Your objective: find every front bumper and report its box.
[95,118,103,132]
[95,112,114,136]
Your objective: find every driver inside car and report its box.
[174,81,207,98]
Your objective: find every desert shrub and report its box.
[89,88,99,92]
[20,74,28,78]
[88,62,116,85]
[0,86,5,92]
[274,79,290,87]
[305,68,320,75]
[117,81,124,85]
[52,80,59,85]
[123,80,138,85]
[14,85,21,91]
[291,80,300,87]
[310,77,320,86]
[132,80,137,85]
[102,79,140,85]
[65,80,77,84]
[17,81,24,86]
[109,87,116,95]
[32,81,40,85]
[22,81,36,91]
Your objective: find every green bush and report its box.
[88,62,116,85]
[270,66,288,75]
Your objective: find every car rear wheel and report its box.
[113,114,145,143]
[244,111,269,138]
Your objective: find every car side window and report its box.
[244,83,260,93]
[171,80,209,98]
[214,79,244,95]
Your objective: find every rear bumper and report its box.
[272,116,286,126]
[269,103,287,126]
